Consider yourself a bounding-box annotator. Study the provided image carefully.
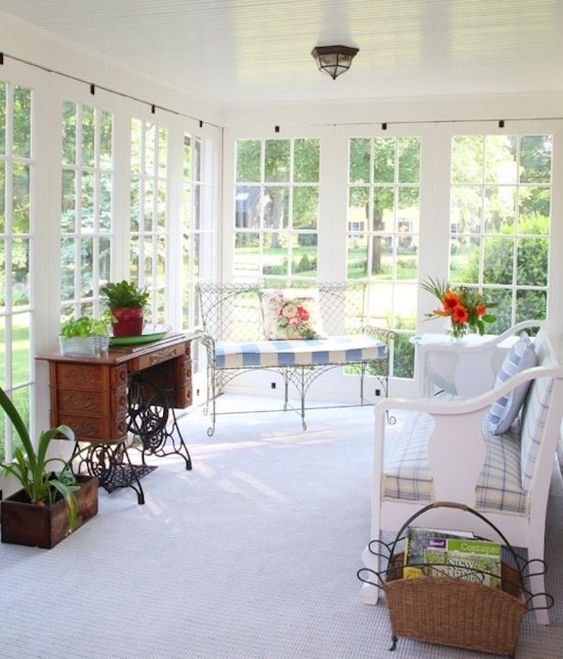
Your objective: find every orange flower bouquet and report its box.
[421,276,497,339]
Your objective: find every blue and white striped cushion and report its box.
[520,376,553,491]
[383,412,527,513]
[486,332,536,434]
[214,335,386,369]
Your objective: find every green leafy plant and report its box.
[100,280,150,309]
[0,386,81,527]
[60,313,113,338]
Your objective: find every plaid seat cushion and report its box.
[382,411,434,502]
[475,423,527,513]
[383,412,527,513]
[214,335,386,368]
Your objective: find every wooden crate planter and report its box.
[1,475,98,548]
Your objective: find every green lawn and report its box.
[0,320,32,460]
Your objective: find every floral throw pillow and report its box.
[260,290,326,340]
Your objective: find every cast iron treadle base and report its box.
[73,442,152,505]
[127,374,192,470]
[102,464,157,494]
[72,373,192,506]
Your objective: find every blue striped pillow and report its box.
[486,332,537,435]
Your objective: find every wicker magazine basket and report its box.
[358,502,553,657]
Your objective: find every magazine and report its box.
[401,527,501,589]
[442,538,501,589]
[402,527,473,579]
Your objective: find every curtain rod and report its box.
[312,116,563,129]
[3,51,561,132]
[0,51,222,130]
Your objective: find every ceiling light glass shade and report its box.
[311,45,359,80]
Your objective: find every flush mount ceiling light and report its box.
[311,45,359,80]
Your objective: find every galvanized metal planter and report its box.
[58,336,110,357]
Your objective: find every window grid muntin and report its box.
[234,138,320,284]
[1,81,34,462]
[347,136,421,378]
[130,119,168,323]
[60,100,114,321]
[449,134,552,331]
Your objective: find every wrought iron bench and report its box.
[198,282,395,436]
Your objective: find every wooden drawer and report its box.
[111,384,128,419]
[112,365,128,389]
[53,413,127,443]
[140,356,192,408]
[175,358,193,408]
[55,363,127,391]
[133,343,186,371]
[57,389,108,417]
[56,363,109,391]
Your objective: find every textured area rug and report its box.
[0,396,562,658]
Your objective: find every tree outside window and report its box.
[234,138,320,287]
[449,134,552,333]
[347,136,420,378]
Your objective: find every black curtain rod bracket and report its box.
[0,51,220,129]
[0,51,561,131]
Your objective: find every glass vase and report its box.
[444,318,468,342]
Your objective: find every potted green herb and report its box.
[59,313,112,356]
[100,280,150,337]
[0,386,98,548]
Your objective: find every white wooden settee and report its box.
[361,323,563,624]
[198,282,395,436]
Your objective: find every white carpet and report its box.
[0,396,562,659]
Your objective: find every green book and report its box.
[402,527,473,579]
[444,538,502,589]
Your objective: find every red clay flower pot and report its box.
[110,306,144,337]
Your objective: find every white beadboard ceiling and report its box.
[0,0,562,106]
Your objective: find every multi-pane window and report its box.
[347,137,421,377]
[130,118,168,323]
[182,134,215,329]
[60,101,113,320]
[449,135,552,332]
[234,138,320,286]
[0,81,33,460]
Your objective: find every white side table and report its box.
[410,333,517,397]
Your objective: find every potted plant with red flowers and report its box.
[100,280,150,337]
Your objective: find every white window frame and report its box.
[60,99,114,320]
[0,78,34,460]
[449,131,553,330]
[231,135,321,285]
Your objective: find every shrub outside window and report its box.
[449,134,552,333]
